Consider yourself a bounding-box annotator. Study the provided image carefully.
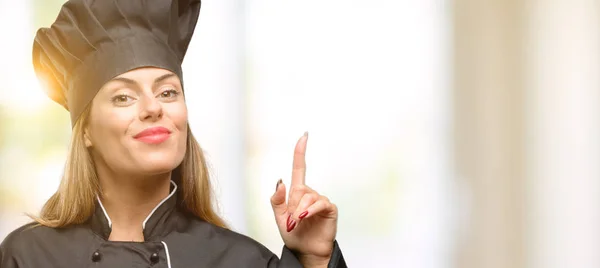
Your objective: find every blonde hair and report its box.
[32,107,227,229]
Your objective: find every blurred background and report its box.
[0,0,599,267]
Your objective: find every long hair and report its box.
[31,107,227,229]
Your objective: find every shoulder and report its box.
[1,222,38,251]
[2,221,88,245]
[1,222,90,260]
[1,222,41,263]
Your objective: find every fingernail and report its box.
[275,179,282,192]
[287,214,291,226]
[287,220,297,232]
[303,131,309,138]
[299,211,308,219]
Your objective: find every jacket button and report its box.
[150,252,159,264]
[91,251,102,262]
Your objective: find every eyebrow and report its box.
[153,73,177,86]
[110,73,177,87]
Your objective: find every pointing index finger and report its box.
[291,132,308,186]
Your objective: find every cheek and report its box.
[167,104,188,153]
[167,103,188,130]
[88,107,134,147]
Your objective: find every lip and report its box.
[134,127,172,144]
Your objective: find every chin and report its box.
[139,163,177,175]
[135,153,183,175]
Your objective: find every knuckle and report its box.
[304,193,318,203]
[330,203,338,213]
[292,185,307,194]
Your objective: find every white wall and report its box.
[526,1,600,267]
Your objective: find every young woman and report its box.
[0,0,346,267]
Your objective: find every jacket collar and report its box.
[89,180,181,241]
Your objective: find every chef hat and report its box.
[32,0,201,126]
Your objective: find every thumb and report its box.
[270,179,288,220]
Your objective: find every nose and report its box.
[138,92,163,121]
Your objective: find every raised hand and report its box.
[270,132,338,267]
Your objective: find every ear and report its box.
[83,127,93,147]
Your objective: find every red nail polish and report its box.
[299,211,308,219]
[287,220,296,232]
[287,214,291,227]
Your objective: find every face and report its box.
[84,67,188,177]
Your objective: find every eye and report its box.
[111,94,134,104]
[159,88,180,99]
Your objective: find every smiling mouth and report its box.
[134,127,171,144]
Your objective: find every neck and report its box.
[98,171,172,242]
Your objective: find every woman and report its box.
[0,0,346,267]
